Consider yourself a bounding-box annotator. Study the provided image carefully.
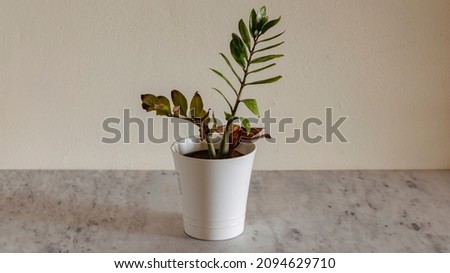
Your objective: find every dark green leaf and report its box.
[171,90,188,117]
[258,31,285,43]
[212,88,232,110]
[241,99,259,117]
[155,96,171,116]
[230,33,247,68]
[240,117,251,134]
[224,112,233,121]
[141,94,172,116]
[256,6,269,32]
[219,53,241,82]
[141,94,158,112]
[248,63,276,74]
[246,75,282,85]
[261,16,281,35]
[251,54,284,64]
[249,9,258,38]
[210,68,238,95]
[238,19,251,49]
[259,6,268,18]
[189,92,204,118]
[254,41,284,53]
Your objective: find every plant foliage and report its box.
[141,6,284,158]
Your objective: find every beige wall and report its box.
[1,0,449,170]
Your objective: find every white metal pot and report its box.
[171,137,256,240]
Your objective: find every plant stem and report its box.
[217,117,235,158]
[232,37,258,115]
[207,136,216,158]
[218,35,259,157]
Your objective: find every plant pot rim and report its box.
[171,136,257,162]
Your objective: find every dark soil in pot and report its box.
[184,149,244,159]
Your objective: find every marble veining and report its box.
[0,170,449,252]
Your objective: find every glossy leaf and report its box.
[248,63,276,74]
[238,19,251,49]
[189,92,204,118]
[258,31,285,43]
[141,94,172,116]
[155,96,171,116]
[259,6,268,19]
[261,16,281,35]
[141,94,159,112]
[251,54,284,64]
[240,118,251,134]
[171,90,188,117]
[241,99,259,117]
[246,75,282,86]
[219,53,241,82]
[249,9,258,37]
[256,6,269,32]
[230,33,247,68]
[254,41,284,53]
[210,68,237,95]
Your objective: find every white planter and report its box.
[171,137,256,240]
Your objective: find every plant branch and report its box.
[218,35,260,157]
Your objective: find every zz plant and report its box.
[141,6,284,159]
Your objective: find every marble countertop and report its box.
[0,170,449,252]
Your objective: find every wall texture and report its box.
[1,0,449,170]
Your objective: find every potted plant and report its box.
[141,6,284,240]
